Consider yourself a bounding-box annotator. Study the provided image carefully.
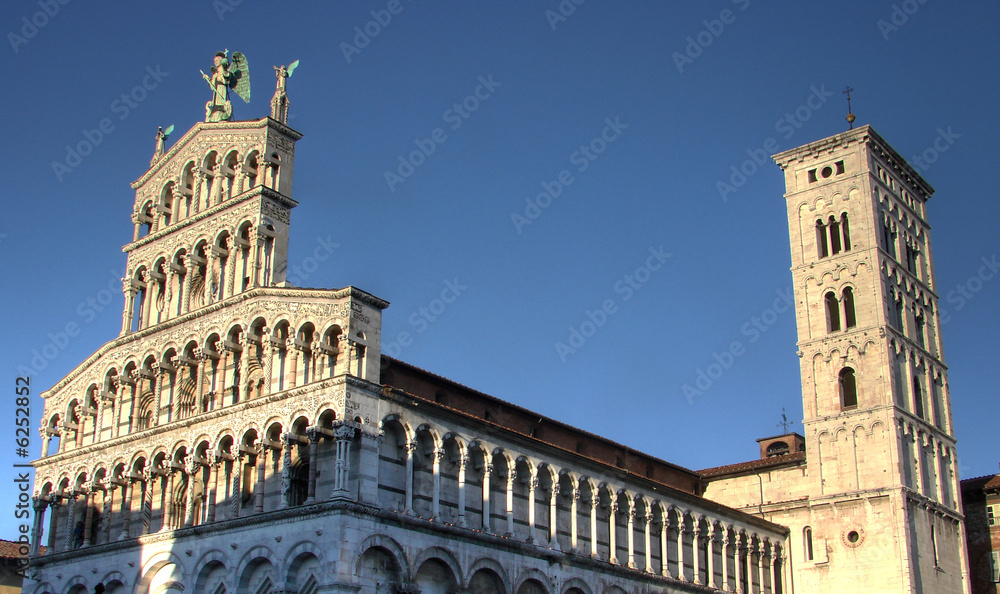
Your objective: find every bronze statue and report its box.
[201,50,251,122]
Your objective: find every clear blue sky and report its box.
[1,1,997,539]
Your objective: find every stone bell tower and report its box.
[771,124,969,592]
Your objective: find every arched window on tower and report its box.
[914,310,926,349]
[828,215,842,255]
[825,292,840,333]
[803,526,814,561]
[893,294,905,332]
[841,212,851,251]
[912,375,925,419]
[843,287,857,329]
[816,220,829,259]
[883,219,897,259]
[839,367,858,409]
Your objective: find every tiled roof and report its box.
[699,451,807,478]
[0,539,43,557]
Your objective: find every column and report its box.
[526,472,537,543]
[305,428,318,503]
[403,441,415,514]
[184,462,198,526]
[431,448,443,518]
[756,540,765,594]
[203,252,216,304]
[118,480,132,540]
[254,447,267,513]
[781,551,790,594]
[644,511,653,573]
[734,533,743,594]
[676,510,686,582]
[456,453,468,527]
[769,544,778,594]
[722,531,731,592]
[183,258,197,314]
[482,462,492,532]
[101,485,115,543]
[46,497,60,551]
[30,498,47,554]
[288,348,300,389]
[121,283,136,335]
[194,350,207,413]
[549,485,560,549]
[692,522,702,585]
[707,523,716,589]
[626,501,636,569]
[152,364,164,428]
[230,455,243,518]
[661,510,672,578]
[160,469,174,531]
[250,235,264,288]
[262,339,274,395]
[608,500,618,564]
[745,539,754,594]
[333,425,356,498]
[280,434,293,508]
[589,496,598,558]
[570,487,579,553]
[79,490,93,546]
[64,491,77,549]
[505,470,516,537]
[207,460,220,523]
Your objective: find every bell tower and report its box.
[772,124,969,592]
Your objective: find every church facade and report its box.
[26,59,968,594]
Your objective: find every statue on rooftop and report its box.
[201,50,251,122]
[150,124,174,166]
[270,59,299,124]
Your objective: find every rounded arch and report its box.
[413,546,463,589]
[562,577,593,594]
[135,551,187,594]
[284,539,326,590]
[514,568,552,594]
[234,544,280,593]
[355,534,410,583]
[466,556,511,593]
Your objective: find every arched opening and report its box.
[321,325,342,378]
[825,292,840,333]
[816,219,828,258]
[222,150,239,200]
[912,375,925,419]
[357,546,402,590]
[839,367,858,409]
[517,578,548,594]
[828,215,842,255]
[468,568,505,594]
[414,558,458,594]
[843,287,857,329]
[766,441,789,457]
[840,212,851,251]
[211,232,230,302]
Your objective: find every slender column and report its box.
[505,471,516,536]
[183,259,197,313]
[781,552,790,594]
[279,434,293,508]
[306,428,319,504]
[745,540,754,594]
[644,511,653,573]
[589,496,598,558]
[526,472,537,543]
[722,531,731,592]
[676,511,686,582]
[333,425,356,497]
[626,501,636,568]
[184,462,198,526]
[457,453,468,527]
[254,447,267,513]
[203,252,216,305]
[288,348,300,389]
[570,487,579,553]
[707,523,716,589]
[64,492,78,549]
[481,462,492,532]
[30,498,47,554]
[431,448,443,518]
[661,511,672,578]
[608,500,618,564]
[118,480,132,540]
[140,474,153,535]
[161,469,175,531]
[693,522,702,585]
[734,533,743,594]
[121,283,136,335]
[250,235,264,288]
[769,545,778,594]
[46,497,60,551]
[549,484,560,549]
[193,171,206,212]
[230,454,243,518]
[403,441,415,514]
[207,461,220,523]
[262,339,274,395]
[194,349,207,413]
[757,541,766,594]
[101,485,115,543]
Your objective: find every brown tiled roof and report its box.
[699,451,807,478]
[0,539,43,557]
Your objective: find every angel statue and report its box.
[200,50,251,122]
[270,59,299,124]
[150,124,174,166]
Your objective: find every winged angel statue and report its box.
[201,50,251,122]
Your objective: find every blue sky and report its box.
[1,1,997,539]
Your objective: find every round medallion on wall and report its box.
[842,527,866,548]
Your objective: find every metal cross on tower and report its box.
[843,85,856,129]
[777,408,792,433]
